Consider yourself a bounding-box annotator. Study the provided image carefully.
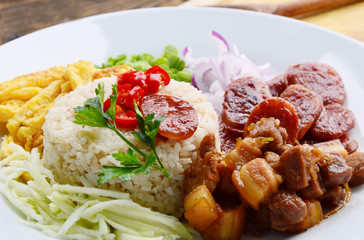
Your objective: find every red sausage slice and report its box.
[139,94,198,140]
[219,118,243,153]
[280,84,323,140]
[221,77,272,134]
[244,97,299,144]
[310,103,355,140]
[284,62,345,105]
[268,74,287,97]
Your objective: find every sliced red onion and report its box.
[208,30,230,55]
[184,30,272,112]
[183,46,194,67]
[232,43,241,55]
[183,46,189,57]
[191,75,199,90]
[256,63,273,80]
[192,62,213,92]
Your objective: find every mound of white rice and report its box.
[42,77,219,217]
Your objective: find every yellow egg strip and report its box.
[0,61,131,158]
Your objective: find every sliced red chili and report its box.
[115,111,138,129]
[125,86,145,110]
[117,71,139,85]
[116,94,123,105]
[104,97,125,114]
[118,71,147,89]
[145,74,161,94]
[103,98,111,112]
[117,83,132,93]
[115,104,123,114]
[145,65,171,87]
[132,74,147,89]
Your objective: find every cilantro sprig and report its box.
[73,82,169,184]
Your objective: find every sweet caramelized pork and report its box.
[232,158,282,210]
[246,118,288,153]
[298,172,325,200]
[184,185,221,232]
[223,137,269,170]
[319,152,352,187]
[345,152,364,186]
[268,191,307,232]
[268,191,324,233]
[184,120,360,239]
[313,139,348,158]
[279,145,321,191]
[199,134,217,158]
[202,205,245,240]
[183,62,364,240]
[297,200,324,231]
[184,134,222,194]
[320,185,348,213]
[264,151,280,171]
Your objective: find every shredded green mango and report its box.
[98,45,193,83]
[0,143,192,240]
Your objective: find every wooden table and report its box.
[0,0,185,45]
[1,0,363,45]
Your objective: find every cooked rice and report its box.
[42,77,220,217]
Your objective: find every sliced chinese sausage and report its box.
[139,94,198,140]
[280,84,323,140]
[284,62,345,105]
[221,76,272,134]
[244,97,299,144]
[219,118,243,153]
[310,103,355,140]
[268,74,287,97]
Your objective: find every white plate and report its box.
[1,7,364,240]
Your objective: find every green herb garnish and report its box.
[73,82,169,184]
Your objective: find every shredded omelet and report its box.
[0,61,132,158]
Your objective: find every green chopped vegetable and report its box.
[98,45,192,83]
[0,143,192,240]
[73,82,169,184]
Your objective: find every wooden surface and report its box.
[0,0,184,45]
[0,0,363,45]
